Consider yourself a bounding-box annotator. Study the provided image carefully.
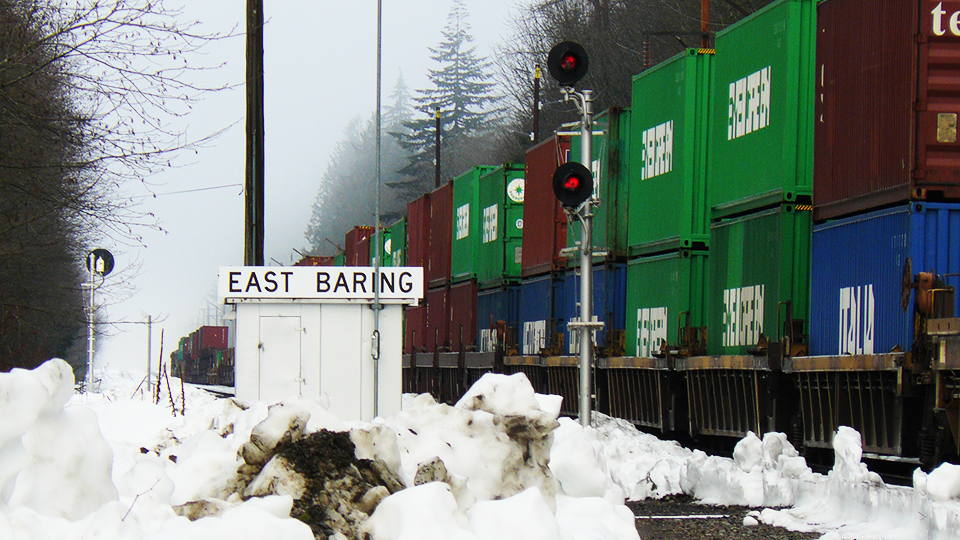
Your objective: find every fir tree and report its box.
[394,0,502,191]
[305,74,416,255]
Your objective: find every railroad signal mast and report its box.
[547,42,603,427]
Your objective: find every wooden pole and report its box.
[245,0,265,266]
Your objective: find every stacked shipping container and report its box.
[626,48,713,360]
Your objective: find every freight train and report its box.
[313,0,960,468]
[170,325,234,388]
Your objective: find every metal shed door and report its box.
[258,315,302,400]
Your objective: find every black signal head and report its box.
[552,161,593,209]
[547,42,589,86]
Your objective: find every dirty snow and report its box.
[0,359,958,539]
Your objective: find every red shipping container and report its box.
[345,226,374,266]
[522,134,570,277]
[407,193,431,291]
[427,182,453,287]
[426,285,450,352]
[294,255,335,266]
[404,304,427,354]
[814,0,960,221]
[195,326,228,351]
[449,279,478,352]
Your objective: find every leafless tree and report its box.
[492,0,774,159]
[0,0,233,375]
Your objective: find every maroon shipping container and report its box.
[404,304,427,354]
[345,226,374,266]
[407,192,431,293]
[522,134,570,277]
[427,182,454,287]
[192,326,228,352]
[293,255,335,266]
[426,285,450,352]
[814,0,960,221]
[449,279,478,352]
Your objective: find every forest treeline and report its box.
[0,1,227,377]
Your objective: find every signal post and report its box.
[547,42,603,427]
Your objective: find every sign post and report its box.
[85,249,114,393]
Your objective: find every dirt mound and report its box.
[268,430,403,539]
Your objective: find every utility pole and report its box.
[533,64,541,145]
[245,0,265,266]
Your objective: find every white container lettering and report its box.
[637,307,668,357]
[641,120,674,180]
[839,285,875,355]
[482,204,498,243]
[722,285,765,347]
[728,67,771,140]
[522,320,547,355]
[456,204,470,240]
[932,2,960,36]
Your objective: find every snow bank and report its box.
[365,373,640,539]
[0,362,642,540]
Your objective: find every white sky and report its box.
[97,0,522,374]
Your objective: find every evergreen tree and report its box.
[305,75,416,256]
[394,0,502,192]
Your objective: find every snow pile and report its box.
[4,359,960,539]
[0,359,118,521]
[752,427,960,540]
[0,362,640,540]
[362,373,638,539]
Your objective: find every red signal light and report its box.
[552,162,593,208]
[547,42,589,86]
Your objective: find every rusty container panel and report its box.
[404,304,426,354]
[449,279,478,352]
[426,285,450,352]
[814,0,960,220]
[345,225,374,266]
[428,182,453,287]
[522,134,570,277]
[407,193,431,291]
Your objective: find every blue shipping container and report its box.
[518,275,567,355]
[562,263,627,355]
[477,286,521,352]
[809,202,960,356]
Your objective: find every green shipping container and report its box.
[451,165,498,283]
[387,217,406,266]
[629,49,712,256]
[333,252,345,266]
[477,163,525,289]
[625,250,708,357]
[706,204,811,356]
[569,108,631,265]
[708,0,815,218]
[370,228,391,266]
